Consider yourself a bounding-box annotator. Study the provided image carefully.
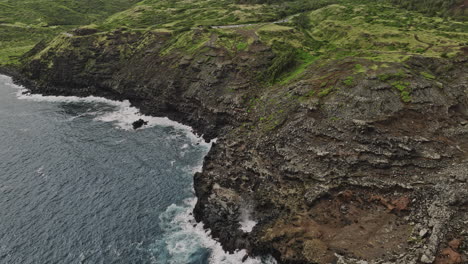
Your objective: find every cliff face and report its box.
[13,28,468,264]
[194,56,468,264]
[18,29,274,140]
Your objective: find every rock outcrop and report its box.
[132,119,148,130]
[9,29,468,263]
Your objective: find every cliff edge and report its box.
[6,1,468,263]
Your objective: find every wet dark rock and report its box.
[7,29,468,264]
[132,119,148,130]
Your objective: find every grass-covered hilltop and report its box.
[1,0,466,65]
[2,0,467,263]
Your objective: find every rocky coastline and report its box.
[2,28,467,264]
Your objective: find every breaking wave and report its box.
[2,75,206,145]
[1,74,276,264]
[151,198,277,264]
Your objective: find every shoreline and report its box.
[0,67,219,143]
[5,37,468,263]
[0,72,272,264]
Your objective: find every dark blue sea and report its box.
[0,75,273,264]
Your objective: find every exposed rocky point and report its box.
[132,119,148,130]
[5,28,467,264]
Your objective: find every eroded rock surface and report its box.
[9,29,468,263]
[194,56,468,263]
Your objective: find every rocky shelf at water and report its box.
[2,26,467,264]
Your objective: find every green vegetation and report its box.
[354,64,366,73]
[318,86,334,97]
[343,76,355,86]
[250,0,466,84]
[306,3,467,62]
[378,74,392,82]
[236,41,249,51]
[262,47,297,83]
[258,111,283,130]
[214,31,252,54]
[292,13,311,29]
[0,0,336,65]
[420,71,436,80]
[389,0,467,19]
[0,0,139,64]
[0,0,139,26]
[234,0,339,17]
[0,25,68,64]
[299,90,316,101]
[378,70,405,81]
[279,50,318,84]
[0,0,466,69]
[100,0,337,31]
[375,69,413,102]
[1,0,464,135]
[160,30,211,56]
[392,81,412,102]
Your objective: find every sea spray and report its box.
[239,205,257,233]
[1,75,206,145]
[151,198,276,264]
[1,74,276,264]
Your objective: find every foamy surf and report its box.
[152,198,277,264]
[1,74,208,146]
[153,155,276,264]
[1,74,275,264]
[239,206,257,233]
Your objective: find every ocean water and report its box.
[0,75,275,264]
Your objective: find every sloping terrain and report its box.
[0,0,335,64]
[1,0,467,263]
[390,0,467,18]
[0,0,140,64]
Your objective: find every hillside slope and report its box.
[3,0,468,263]
[0,0,139,64]
[390,0,467,18]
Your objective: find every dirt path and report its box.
[414,34,434,52]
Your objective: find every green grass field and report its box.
[0,0,139,64]
[0,0,466,66]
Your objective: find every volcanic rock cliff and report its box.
[7,24,468,264]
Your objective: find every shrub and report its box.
[420,71,436,80]
[318,86,333,97]
[262,47,297,83]
[343,76,355,86]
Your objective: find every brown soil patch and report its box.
[435,248,463,264]
[461,46,468,56]
[374,110,433,137]
[435,239,465,264]
[263,189,412,263]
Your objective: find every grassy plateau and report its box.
[0,0,466,69]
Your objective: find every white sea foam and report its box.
[36,166,45,177]
[1,74,275,264]
[153,198,277,264]
[153,144,273,263]
[239,207,257,233]
[1,74,210,146]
